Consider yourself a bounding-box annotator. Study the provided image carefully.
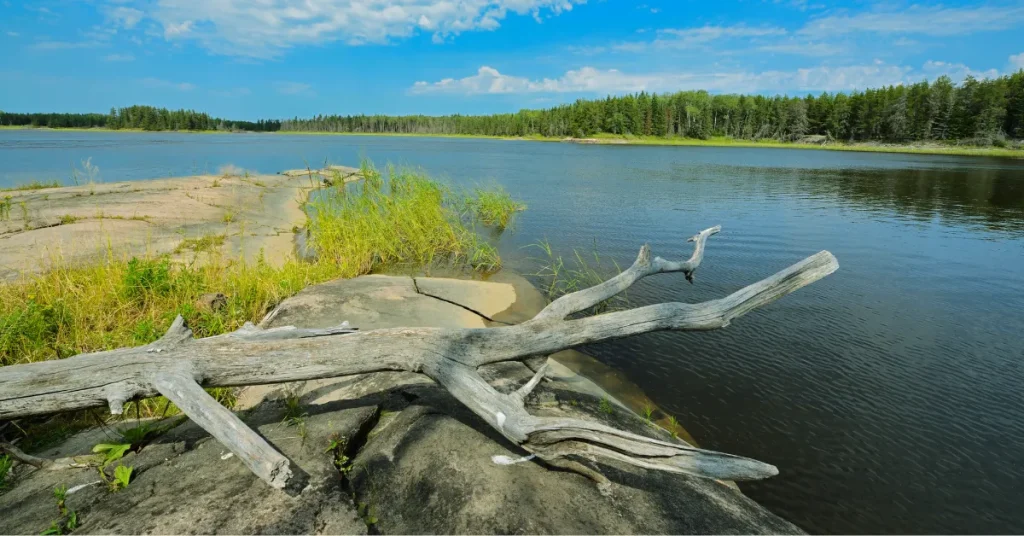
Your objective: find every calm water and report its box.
[3,131,1024,534]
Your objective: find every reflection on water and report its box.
[3,130,1024,534]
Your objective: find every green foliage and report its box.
[599,397,614,415]
[92,443,131,468]
[174,234,226,254]
[642,403,654,422]
[666,415,680,439]
[0,454,12,489]
[0,195,11,221]
[122,257,173,302]
[111,465,133,491]
[325,434,352,474]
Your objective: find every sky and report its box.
[1,0,1023,120]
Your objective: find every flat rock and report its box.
[414,276,517,319]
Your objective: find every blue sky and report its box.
[1,0,1023,120]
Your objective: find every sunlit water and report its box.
[3,131,1024,534]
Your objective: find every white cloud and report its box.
[31,40,103,50]
[613,24,787,52]
[103,53,135,61]
[274,82,315,96]
[410,62,916,96]
[141,77,196,91]
[757,41,844,57]
[922,60,999,81]
[107,6,144,29]
[1010,53,1024,71]
[5,31,19,37]
[799,5,1024,38]
[130,0,585,58]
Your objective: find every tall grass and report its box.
[0,161,523,426]
[309,162,510,273]
[529,239,627,316]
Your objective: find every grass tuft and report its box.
[0,180,62,192]
[530,239,627,315]
[465,186,525,229]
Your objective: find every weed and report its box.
[0,180,62,192]
[19,201,28,225]
[599,397,614,415]
[122,257,172,303]
[174,234,226,254]
[283,393,308,444]
[59,215,79,225]
[666,415,680,439]
[0,196,10,220]
[53,485,67,513]
[211,178,221,188]
[0,454,12,489]
[111,465,133,491]
[325,434,352,474]
[92,443,131,468]
[222,211,236,223]
[642,403,654,422]
[530,239,626,315]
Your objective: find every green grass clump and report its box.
[0,180,62,192]
[466,187,525,229]
[174,233,227,254]
[310,161,502,273]
[0,454,12,490]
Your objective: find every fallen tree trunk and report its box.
[0,226,838,490]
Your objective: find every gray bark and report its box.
[0,227,838,490]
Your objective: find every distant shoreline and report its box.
[3,125,1023,159]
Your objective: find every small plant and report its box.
[211,178,221,188]
[666,415,680,439]
[59,214,79,225]
[283,393,308,444]
[19,201,29,224]
[530,239,626,315]
[0,454,12,489]
[42,484,79,534]
[599,397,614,415]
[122,257,172,302]
[111,465,133,491]
[92,443,131,468]
[222,210,236,223]
[0,195,11,220]
[642,403,654,422]
[325,434,352,474]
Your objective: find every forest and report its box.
[2,72,1022,145]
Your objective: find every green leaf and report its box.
[92,443,131,464]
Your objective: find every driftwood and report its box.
[0,226,838,490]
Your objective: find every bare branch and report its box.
[0,229,839,490]
[535,225,721,320]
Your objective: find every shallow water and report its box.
[3,130,1024,533]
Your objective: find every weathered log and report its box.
[0,226,838,490]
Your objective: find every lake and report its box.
[3,130,1024,534]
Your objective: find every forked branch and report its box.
[0,226,838,491]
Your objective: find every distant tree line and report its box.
[278,73,1024,145]
[0,105,281,132]
[2,72,1022,145]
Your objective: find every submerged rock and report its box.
[0,274,802,534]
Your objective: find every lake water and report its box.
[3,130,1024,534]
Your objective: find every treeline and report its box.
[279,72,1024,145]
[3,72,1023,144]
[0,106,281,132]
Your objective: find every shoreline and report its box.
[4,125,1023,159]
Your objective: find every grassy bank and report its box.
[0,162,523,419]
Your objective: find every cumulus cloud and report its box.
[107,6,144,29]
[122,0,584,58]
[799,4,1024,38]
[141,77,196,91]
[410,62,916,96]
[921,60,1000,81]
[1010,53,1024,71]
